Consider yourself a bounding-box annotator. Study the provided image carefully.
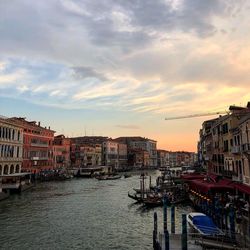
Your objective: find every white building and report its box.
[0,116,23,175]
[102,140,119,168]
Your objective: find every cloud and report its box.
[71,66,107,81]
[0,0,250,118]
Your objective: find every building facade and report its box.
[157,150,170,167]
[12,118,55,173]
[0,116,23,175]
[102,140,119,168]
[128,149,150,168]
[114,137,157,168]
[53,135,71,169]
[198,103,250,185]
[117,143,128,170]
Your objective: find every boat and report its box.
[143,196,163,207]
[128,192,143,202]
[96,174,121,180]
[187,212,224,235]
[124,173,132,178]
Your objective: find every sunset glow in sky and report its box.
[1,0,250,151]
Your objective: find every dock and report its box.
[153,196,249,250]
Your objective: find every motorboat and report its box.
[187,212,224,236]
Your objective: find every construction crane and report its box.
[165,111,229,120]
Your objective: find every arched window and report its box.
[0,165,2,175]
[3,165,8,175]
[10,165,15,174]
[15,165,20,173]
[18,131,20,141]
[0,127,2,138]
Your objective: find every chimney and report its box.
[38,122,40,126]
[49,126,50,130]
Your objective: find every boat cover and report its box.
[192,216,221,235]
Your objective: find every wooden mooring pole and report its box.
[171,206,175,234]
[181,214,188,250]
[153,212,158,250]
[163,195,169,250]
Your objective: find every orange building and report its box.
[11,118,55,173]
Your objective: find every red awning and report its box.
[233,183,250,195]
[189,179,234,194]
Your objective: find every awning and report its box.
[189,179,234,194]
[233,182,250,195]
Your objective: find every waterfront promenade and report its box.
[0,171,191,250]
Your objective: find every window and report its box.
[224,140,229,152]
[222,123,228,134]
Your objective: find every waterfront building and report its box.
[53,135,71,169]
[102,140,119,169]
[199,104,250,179]
[239,113,250,186]
[70,136,104,168]
[11,118,55,173]
[114,136,157,168]
[168,151,197,168]
[157,149,170,167]
[128,149,150,168]
[117,143,128,170]
[0,116,23,175]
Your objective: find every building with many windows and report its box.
[70,136,104,168]
[53,135,71,169]
[114,137,157,167]
[0,116,23,175]
[11,118,55,173]
[198,104,250,181]
[102,140,119,169]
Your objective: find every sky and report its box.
[1,0,250,152]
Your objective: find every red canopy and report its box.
[233,182,250,195]
[189,178,234,194]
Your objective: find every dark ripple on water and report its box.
[0,171,190,250]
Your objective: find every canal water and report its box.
[0,170,191,250]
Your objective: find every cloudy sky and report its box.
[1,0,250,151]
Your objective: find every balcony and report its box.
[31,156,48,160]
[231,145,241,154]
[31,142,48,148]
[232,174,243,183]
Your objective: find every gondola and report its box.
[128,192,143,202]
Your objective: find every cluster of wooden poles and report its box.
[153,196,188,250]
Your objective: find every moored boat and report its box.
[124,173,132,178]
[187,212,224,236]
[128,192,143,202]
[96,174,121,180]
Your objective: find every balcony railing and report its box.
[31,142,48,147]
[31,156,48,160]
[232,174,243,183]
[231,145,241,154]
